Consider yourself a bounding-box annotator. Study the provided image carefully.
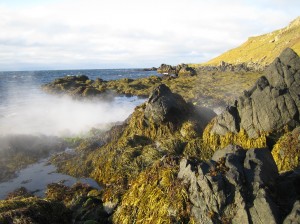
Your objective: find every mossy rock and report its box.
[0,196,71,224]
[272,127,300,172]
[83,87,103,96]
[202,117,267,151]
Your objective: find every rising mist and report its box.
[0,93,144,137]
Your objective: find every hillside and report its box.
[204,16,300,66]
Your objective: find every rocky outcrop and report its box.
[178,145,300,224]
[204,48,300,151]
[197,61,266,73]
[157,64,177,74]
[144,84,189,124]
[42,75,105,97]
[157,63,196,76]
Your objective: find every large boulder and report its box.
[203,48,300,151]
[144,84,190,124]
[178,145,299,224]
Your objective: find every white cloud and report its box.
[0,0,299,70]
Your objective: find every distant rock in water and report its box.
[157,63,196,76]
[142,67,157,71]
[178,145,300,224]
[42,75,105,97]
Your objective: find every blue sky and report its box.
[0,0,299,71]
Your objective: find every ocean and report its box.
[0,69,158,136]
[0,68,158,199]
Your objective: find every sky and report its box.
[0,0,299,71]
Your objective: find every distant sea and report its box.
[0,69,159,136]
[0,69,158,111]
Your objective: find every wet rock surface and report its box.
[178,145,300,224]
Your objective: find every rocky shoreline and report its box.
[1,48,300,223]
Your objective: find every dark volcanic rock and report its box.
[178,145,299,224]
[144,84,189,124]
[208,48,300,139]
[178,65,196,76]
[283,201,300,224]
[143,67,157,71]
[157,64,177,75]
[157,63,196,76]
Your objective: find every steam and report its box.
[0,93,144,137]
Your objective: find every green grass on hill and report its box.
[202,16,300,66]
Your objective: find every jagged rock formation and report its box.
[157,63,196,76]
[197,61,266,73]
[178,145,300,224]
[205,17,300,66]
[203,48,300,160]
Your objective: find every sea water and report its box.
[0,68,158,199]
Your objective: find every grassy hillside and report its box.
[204,16,300,66]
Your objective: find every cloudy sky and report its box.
[0,0,299,71]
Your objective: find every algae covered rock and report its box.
[0,183,108,224]
[157,63,196,76]
[203,48,300,151]
[178,145,299,224]
[46,183,109,223]
[178,65,196,76]
[57,84,215,205]
[271,127,300,172]
[0,195,71,224]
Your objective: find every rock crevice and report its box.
[179,145,299,224]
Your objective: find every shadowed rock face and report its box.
[205,48,300,151]
[212,48,300,138]
[178,145,300,224]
